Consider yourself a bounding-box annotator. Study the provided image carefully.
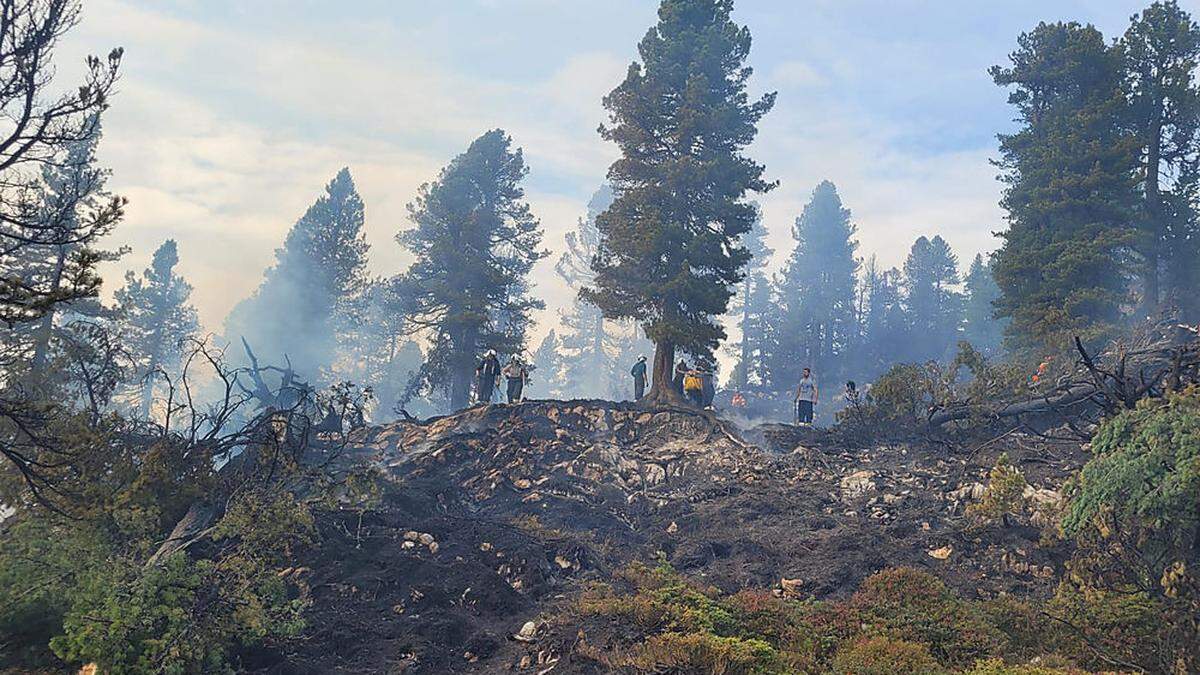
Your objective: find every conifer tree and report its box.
[1120,1,1200,316]
[727,207,772,390]
[962,254,1005,355]
[583,0,776,402]
[902,235,962,361]
[114,240,199,418]
[530,329,566,399]
[10,117,125,369]
[857,256,908,376]
[337,278,423,417]
[769,181,859,388]
[223,168,369,378]
[556,186,619,398]
[990,22,1139,349]
[396,130,547,410]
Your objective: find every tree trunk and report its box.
[449,326,476,410]
[30,246,68,369]
[1142,116,1163,316]
[646,339,683,404]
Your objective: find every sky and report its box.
[58,0,1154,353]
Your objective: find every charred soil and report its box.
[257,400,1087,674]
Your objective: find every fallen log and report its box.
[928,384,1100,427]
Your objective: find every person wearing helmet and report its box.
[475,349,501,404]
[630,355,647,400]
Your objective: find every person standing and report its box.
[673,359,689,396]
[475,349,501,404]
[502,355,527,404]
[794,367,818,425]
[630,355,647,400]
[698,362,715,409]
[683,368,705,407]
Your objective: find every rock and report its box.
[404,531,421,542]
[418,533,435,546]
[480,542,493,552]
[515,620,538,642]
[780,577,804,597]
[840,470,876,500]
[666,521,679,534]
[554,555,573,569]
[1024,486,1062,508]
[428,541,439,554]
[513,478,532,490]
[882,493,903,505]
[928,545,953,560]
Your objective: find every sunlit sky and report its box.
[60,0,1147,348]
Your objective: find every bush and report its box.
[1059,387,1200,671]
[965,657,1082,674]
[847,568,1006,667]
[966,453,1028,529]
[831,636,946,675]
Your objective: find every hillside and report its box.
[257,400,1088,674]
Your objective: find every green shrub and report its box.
[966,453,1028,529]
[847,568,1006,667]
[1059,387,1200,671]
[965,657,1081,674]
[831,636,946,675]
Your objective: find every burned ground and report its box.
[257,400,1087,674]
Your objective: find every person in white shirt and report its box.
[794,367,818,425]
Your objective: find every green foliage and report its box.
[1057,387,1200,671]
[847,568,1006,668]
[831,636,946,675]
[584,0,775,390]
[966,453,1029,529]
[965,657,1080,674]
[395,129,547,409]
[990,21,1138,351]
[46,489,314,674]
[768,181,859,388]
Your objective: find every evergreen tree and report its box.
[223,168,369,378]
[769,181,860,389]
[396,130,547,410]
[556,186,620,398]
[583,0,776,402]
[857,255,908,378]
[530,329,566,399]
[1121,1,1200,317]
[727,206,773,390]
[8,116,125,369]
[962,254,1005,355]
[902,235,962,361]
[337,278,423,418]
[990,22,1139,350]
[114,240,199,418]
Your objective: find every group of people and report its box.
[474,349,529,404]
[474,346,826,429]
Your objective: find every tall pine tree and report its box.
[990,22,1139,350]
[530,329,566,399]
[583,0,776,402]
[114,240,199,418]
[223,168,369,377]
[10,116,125,370]
[396,130,546,410]
[856,255,908,377]
[962,253,1005,355]
[902,235,962,362]
[727,205,773,390]
[556,186,621,398]
[1121,0,1200,318]
[769,181,859,389]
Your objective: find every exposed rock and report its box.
[928,545,953,560]
[840,470,876,500]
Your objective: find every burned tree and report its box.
[395,129,546,410]
[583,0,775,403]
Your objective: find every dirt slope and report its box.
[258,400,1086,674]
